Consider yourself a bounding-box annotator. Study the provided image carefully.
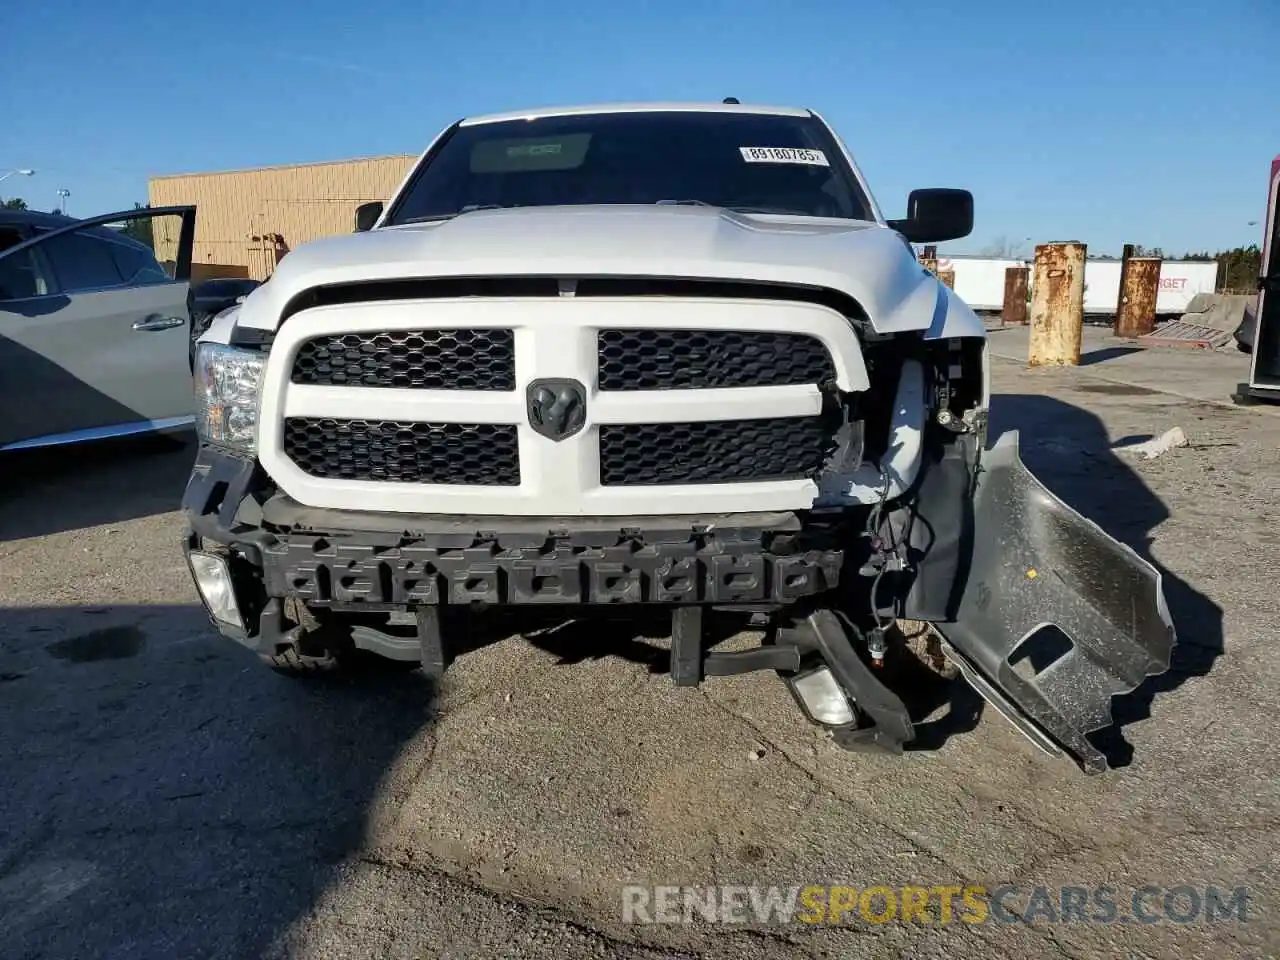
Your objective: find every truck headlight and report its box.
[195,343,266,454]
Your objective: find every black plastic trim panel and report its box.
[277,276,872,327]
[182,444,272,562]
[259,492,802,541]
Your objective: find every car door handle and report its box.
[132,314,186,332]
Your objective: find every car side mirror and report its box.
[355,202,384,233]
[887,188,973,244]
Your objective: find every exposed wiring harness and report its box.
[860,468,896,665]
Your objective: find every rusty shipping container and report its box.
[148,154,417,280]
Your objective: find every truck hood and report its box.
[234,204,980,338]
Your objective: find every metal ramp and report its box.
[1132,318,1236,350]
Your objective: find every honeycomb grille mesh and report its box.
[599,417,834,485]
[291,329,515,390]
[283,418,520,485]
[597,329,835,390]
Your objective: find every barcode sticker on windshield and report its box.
[739,146,829,166]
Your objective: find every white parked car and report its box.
[182,101,1174,773]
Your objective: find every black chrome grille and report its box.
[599,417,834,485]
[597,329,835,391]
[291,329,515,390]
[283,418,520,485]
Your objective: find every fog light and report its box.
[788,666,856,726]
[188,550,244,631]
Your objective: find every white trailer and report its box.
[934,257,1024,311]
[938,255,1219,315]
[1079,260,1218,316]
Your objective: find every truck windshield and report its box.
[384,111,876,224]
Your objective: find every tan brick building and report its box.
[148,154,416,280]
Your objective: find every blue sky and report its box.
[3,0,1277,255]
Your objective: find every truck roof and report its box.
[460,101,813,126]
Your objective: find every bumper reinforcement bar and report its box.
[260,534,843,606]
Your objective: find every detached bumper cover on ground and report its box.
[933,431,1177,773]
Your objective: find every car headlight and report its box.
[195,343,266,454]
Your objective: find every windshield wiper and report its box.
[724,205,815,216]
[396,213,459,224]
[654,200,814,216]
[397,203,509,224]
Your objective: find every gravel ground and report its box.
[1,353,1277,959]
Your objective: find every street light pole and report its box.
[56,188,70,216]
[0,168,36,185]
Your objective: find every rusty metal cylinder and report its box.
[1114,257,1163,338]
[937,269,955,289]
[1028,242,1087,366]
[1002,266,1030,325]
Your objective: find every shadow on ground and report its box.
[1078,345,1146,366]
[451,605,763,675]
[0,603,435,959]
[989,393,1224,767]
[0,433,198,541]
[453,593,989,757]
[894,624,987,753]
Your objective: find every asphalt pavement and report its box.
[1,346,1277,959]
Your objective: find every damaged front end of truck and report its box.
[179,103,1175,775]
[759,335,1176,774]
[183,299,1176,777]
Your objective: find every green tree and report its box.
[1127,244,1261,292]
[1,197,26,210]
[1215,244,1262,291]
[119,202,155,250]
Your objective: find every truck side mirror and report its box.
[355,202,384,232]
[887,188,973,244]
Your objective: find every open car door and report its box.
[0,205,196,450]
[930,432,1176,774]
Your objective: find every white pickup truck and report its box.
[182,100,1174,773]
